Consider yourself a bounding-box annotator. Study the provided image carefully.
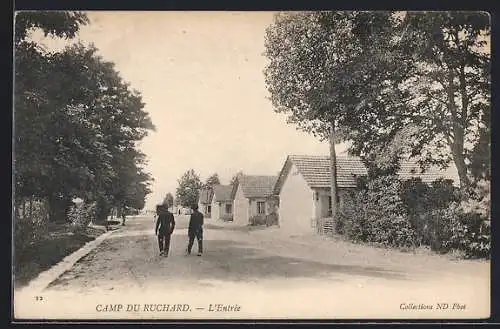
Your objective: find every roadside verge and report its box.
[14,225,119,295]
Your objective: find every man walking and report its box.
[121,207,126,226]
[187,204,204,256]
[155,203,175,257]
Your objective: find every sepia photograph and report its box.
[12,10,491,320]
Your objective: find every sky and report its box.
[31,11,347,210]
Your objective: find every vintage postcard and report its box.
[12,11,491,320]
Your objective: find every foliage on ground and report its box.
[14,224,106,288]
[337,175,490,258]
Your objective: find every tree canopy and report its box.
[163,192,174,207]
[204,173,221,189]
[264,11,490,190]
[15,11,89,44]
[14,11,155,222]
[230,171,244,186]
[175,169,202,207]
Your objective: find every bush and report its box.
[421,203,458,253]
[265,213,279,227]
[366,214,418,249]
[426,200,491,258]
[68,202,97,234]
[14,198,50,253]
[398,178,459,248]
[249,215,266,226]
[338,176,418,249]
[339,174,490,258]
[461,179,490,217]
[448,201,490,259]
[401,178,459,214]
[338,192,368,241]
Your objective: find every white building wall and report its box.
[211,198,219,220]
[278,163,315,233]
[233,184,248,225]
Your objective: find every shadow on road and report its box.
[204,223,268,233]
[47,217,410,292]
[197,238,408,282]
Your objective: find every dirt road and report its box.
[14,215,490,320]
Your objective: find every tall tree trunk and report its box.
[447,67,470,191]
[330,122,338,232]
[451,145,470,191]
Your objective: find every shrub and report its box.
[338,192,369,241]
[366,214,418,249]
[400,178,460,248]
[68,202,97,234]
[461,179,490,217]
[429,200,491,258]
[249,215,266,226]
[339,174,490,258]
[220,214,233,222]
[422,203,458,253]
[338,176,418,249]
[265,213,279,227]
[14,198,50,253]
[401,178,458,214]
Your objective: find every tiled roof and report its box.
[198,188,213,204]
[212,185,233,202]
[274,154,459,193]
[236,175,278,198]
[288,155,368,189]
[397,162,459,184]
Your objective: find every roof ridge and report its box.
[289,154,362,159]
[241,174,278,178]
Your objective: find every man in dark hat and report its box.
[187,203,204,256]
[121,206,127,226]
[155,202,175,257]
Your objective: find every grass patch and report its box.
[14,225,107,289]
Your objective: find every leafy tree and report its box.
[115,158,153,216]
[175,169,202,207]
[163,192,174,207]
[15,11,89,44]
[264,11,403,220]
[264,11,490,196]
[204,173,220,189]
[230,171,244,186]
[349,12,490,189]
[14,12,155,222]
[14,11,92,221]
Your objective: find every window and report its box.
[225,203,232,214]
[207,205,211,213]
[257,201,266,215]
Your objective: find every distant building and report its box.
[211,185,234,221]
[231,175,278,226]
[198,188,214,218]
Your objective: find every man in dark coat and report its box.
[187,203,204,256]
[121,207,126,226]
[155,204,175,257]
